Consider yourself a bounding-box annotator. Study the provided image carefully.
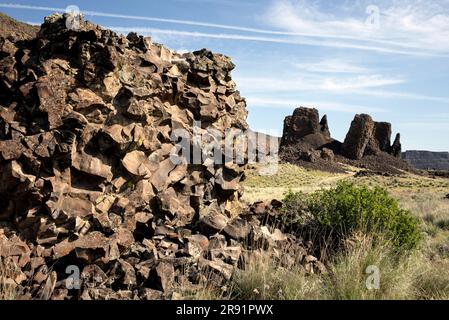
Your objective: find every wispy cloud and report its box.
[264,0,449,53]
[246,97,386,113]
[294,59,369,73]
[321,75,404,91]
[234,74,405,93]
[1,2,447,57]
[348,89,449,104]
[236,73,449,104]
[106,26,445,57]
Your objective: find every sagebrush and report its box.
[280,182,421,253]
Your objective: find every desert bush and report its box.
[281,182,421,253]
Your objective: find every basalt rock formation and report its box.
[281,107,331,149]
[0,14,322,300]
[342,114,401,160]
[280,107,407,173]
[0,13,249,228]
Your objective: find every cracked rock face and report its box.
[1,13,309,300]
[342,114,402,160]
[281,107,332,149]
[0,14,325,300]
[0,13,248,228]
[341,114,376,160]
[0,13,324,301]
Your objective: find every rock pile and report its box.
[0,14,320,300]
[280,107,407,173]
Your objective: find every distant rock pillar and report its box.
[390,133,402,158]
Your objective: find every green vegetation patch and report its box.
[281,182,421,252]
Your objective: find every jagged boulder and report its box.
[342,114,400,160]
[374,122,392,153]
[281,107,331,149]
[342,114,376,160]
[391,133,402,158]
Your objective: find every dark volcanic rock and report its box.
[284,107,320,140]
[391,133,402,159]
[342,115,400,160]
[280,107,409,174]
[342,114,375,160]
[280,107,335,166]
[281,107,331,149]
[373,122,392,153]
[320,115,331,138]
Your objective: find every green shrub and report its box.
[281,182,421,252]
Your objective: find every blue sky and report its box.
[2,0,449,151]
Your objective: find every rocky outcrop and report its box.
[280,108,406,173]
[341,114,375,160]
[374,122,392,153]
[280,107,337,165]
[341,115,401,160]
[0,13,323,300]
[391,133,402,158]
[402,150,449,171]
[281,107,332,149]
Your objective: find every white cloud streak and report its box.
[246,97,386,113]
[265,0,449,53]
[234,74,405,93]
[348,89,449,104]
[294,60,369,73]
[235,73,449,105]
[107,26,445,57]
[0,3,447,56]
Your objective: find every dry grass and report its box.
[189,233,449,300]
[322,234,418,300]
[234,163,449,300]
[244,164,449,203]
[229,252,323,300]
[243,163,352,203]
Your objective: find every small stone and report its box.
[223,218,250,241]
[185,234,209,260]
[153,261,174,292]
